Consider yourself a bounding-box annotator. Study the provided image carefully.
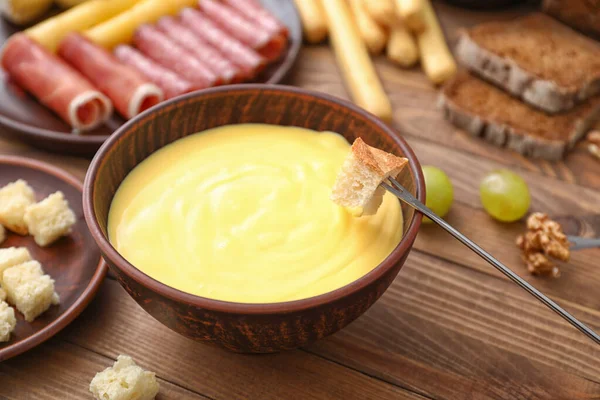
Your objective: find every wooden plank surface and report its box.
[1,2,600,399]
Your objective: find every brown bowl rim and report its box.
[83,84,425,315]
[0,155,107,361]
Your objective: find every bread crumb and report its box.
[2,260,59,322]
[90,355,160,400]
[0,301,16,342]
[0,180,35,235]
[331,138,407,216]
[0,247,32,283]
[24,191,76,247]
[0,225,5,245]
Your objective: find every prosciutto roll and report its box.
[156,16,242,84]
[58,33,162,119]
[179,8,266,79]
[1,33,112,131]
[133,24,221,88]
[114,45,195,99]
[197,0,286,61]
[222,0,288,39]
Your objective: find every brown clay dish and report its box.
[0,156,106,362]
[0,0,302,157]
[83,85,425,353]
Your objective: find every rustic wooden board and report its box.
[0,2,599,399]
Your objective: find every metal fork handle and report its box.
[568,236,600,251]
[382,178,600,346]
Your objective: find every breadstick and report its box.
[85,0,197,49]
[363,0,397,27]
[416,0,457,84]
[321,0,392,122]
[294,0,327,43]
[387,23,419,67]
[25,0,140,52]
[348,0,387,55]
[394,0,426,32]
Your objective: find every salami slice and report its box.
[197,0,286,61]
[155,16,242,83]
[114,45,195,99]
[222,0,288,39]
[58,33,162,119]
[179,8,266,79]
[1,33,112,131]
[133,25,221,88]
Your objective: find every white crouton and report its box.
[0,180,36,235]
[0,301,16,342]
[331,138,408,216]
[2,261,59,322]
[0,287,6,302]
[0,224,5,244]
[24,191,76,247]
[0,247,32,283]
[90,355,160,400]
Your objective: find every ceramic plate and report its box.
[0,0,302,156]
[0,156,106,361]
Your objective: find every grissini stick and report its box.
[322,0,392,122]
[387,22,419,67]
[394,0,426,32]
[348,0,388,55]
[363,0,396,27]
[416,0,457,84]
[294,0,328,44]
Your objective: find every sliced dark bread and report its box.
[542,0,600,38]
[439,71,600,160]
[455,13,600,114]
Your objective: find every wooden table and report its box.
[1,3,599,399]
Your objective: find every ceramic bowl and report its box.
[83,85,425,353]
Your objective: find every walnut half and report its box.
[516,213,570,277]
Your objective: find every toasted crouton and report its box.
[24,191,76,247]
[0,301,16,342]
[0,180,36,235]
[0,247,32,283]
[331,138,408,216]
[2,260,59,322]
[90,355,160,400]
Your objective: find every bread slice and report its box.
[455,13,600,114]
[439,71,600,160]
[331,138,408,216]
[542,0,600,38]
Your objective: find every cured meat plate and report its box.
[0,0,302,157]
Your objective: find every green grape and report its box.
[422,166,454,223]
[480,169,530,222]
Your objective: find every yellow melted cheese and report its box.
[108,124,403,303]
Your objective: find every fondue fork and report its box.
[568,236,600,250]
[381,177,600,346]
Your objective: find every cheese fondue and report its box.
[108,124,403,303]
